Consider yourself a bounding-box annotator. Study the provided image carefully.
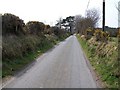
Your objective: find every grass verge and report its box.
[76,34,119,88]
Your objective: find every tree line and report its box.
[75,8,100,35]
[55,8,100,36]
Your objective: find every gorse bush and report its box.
[77,35,119,88]
[2,13,69,60]
[93,29,109,42]
[2,13,25,35]
[2,33,67,61]
[2,33,69,77]
[118,28,120,37]
[84,28,110,43]
[85,28,94,40]
[2,13,70,77]
[26,21,45,35]
[3,35,38,60]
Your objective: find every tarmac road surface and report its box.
[3,35,99,88]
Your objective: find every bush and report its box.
[2,13,70,78]
[2,35,40,60]
[2,13,25,35]
[94,29,109,42]
[26,21,45,35]
[85,28,94,40]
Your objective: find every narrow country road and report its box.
[3,35,99,88]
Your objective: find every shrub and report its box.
[85,28,94,40]
[2,35,40,60]
[118,28,120,37]
[94,29,109,42]
[2,13,25,35]
[26,21,45,35]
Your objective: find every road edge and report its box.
[2,36,70,88]
[76,36,104,88]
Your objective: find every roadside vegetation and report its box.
[2,13,70,78]
[75,8,120,88]
[77,34,119,88]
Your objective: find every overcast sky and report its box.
[0,0,119,27]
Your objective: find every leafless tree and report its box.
[115,3,120,12]
[75,15,83,34]
[115,3,120,27]
[75,8,100,35]
[85,8,100,28]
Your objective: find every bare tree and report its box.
[75,15,83,34]
[116,7,120,12]
[115,2,120,13]
[116,2,120,27]
[75,8,100,35]
[85,8,100,28]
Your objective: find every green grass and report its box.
[76,34,119,89]
[110,37,118,42]
[76,35,91,59]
